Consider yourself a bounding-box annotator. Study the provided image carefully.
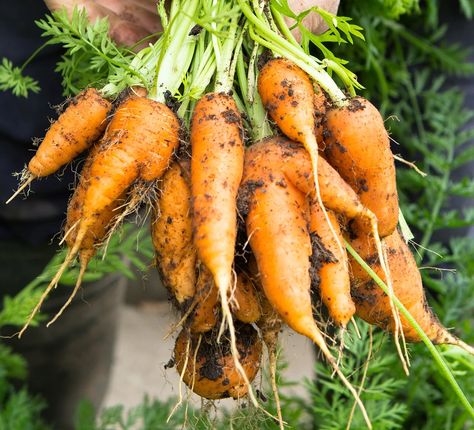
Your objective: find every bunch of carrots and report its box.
[4,1,473,427]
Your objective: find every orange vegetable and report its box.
[241,139,370,425]
[174,324,262,400]
[18,95,179,337]
[7,88,111,203]
[189,265,219,333]
[309,201,354,327]
[230,273,261,324]
[324,97,399,237]
[349,229,470,348]
[152,160,196,305]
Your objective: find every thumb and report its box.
[286,0,340,39]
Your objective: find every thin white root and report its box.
[307,142,346,261]
[268,348,284,430]
[163,301,197,341]
[381,239,410,374]
[351,317,362,340]
[345,327,373,430]
[393,154,427,177]
[6,173,35,204]
[310,325,372,429]
[456,339,474,356]
[18,228,86,338]
[60,219,80,246]
[46,261,87,327]
[167,335,191,423]
[215,271,278,422]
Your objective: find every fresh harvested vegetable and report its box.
[47,144,126,327]
[309,201,354,328]
[230,273,261,324]
[174,323,262,400]
[18,94,180,337]
[190,92,244,309]
[152,160,196,305]
[349,229,471,349]
[241,138,371,427]
[189,265,219,333]
[324,97,399,237]
[258,58,324,215]
[6,88,111,204]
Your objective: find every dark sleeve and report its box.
[0,1,74,244]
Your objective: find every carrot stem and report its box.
[345,241,474,419]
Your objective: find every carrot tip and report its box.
[5,173,35,204]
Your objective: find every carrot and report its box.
[152,159,196,305]
[6,88,111,203]
[309,201,354,328]
[18,94,180,337]
[349,229,473,353]
[189,265,219,333]
[174,323,262,400]
[230,273,261,324]
[190,92,245,383]
[257,59,327,239]
[241,140,371,427]
[191,92,243,296]
[324,97,399,237]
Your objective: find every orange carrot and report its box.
[309,202,354,327]
[7,88,111,203]
[349,229,472,352]
[324,97,399,237]
[18,95,180,337]
[231,273,261,324]
[190,93,244,298]
[174,324,262,400]
[152,160,196,305]
[241,140,371,426]
[189,265,219,333]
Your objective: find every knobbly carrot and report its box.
[18,95,180,337]
[152,159,196,305]
[309,201,354,328]
[241,141,371,426]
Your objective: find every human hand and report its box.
[286,0,341,36]
[44,0,339,46]
[44,0,161,46]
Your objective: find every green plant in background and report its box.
[0,295,50,429]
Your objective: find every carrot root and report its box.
[46,260,87,327]
[5,173,35,204]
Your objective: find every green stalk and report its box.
[345,241,474,419]
[237,0,347,104]
[151,0,200,102]
[270,4,301,48]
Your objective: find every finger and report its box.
[96,0,161,34]
[286,0,340,38]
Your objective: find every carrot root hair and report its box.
[308,324,372,429]
[5,171,36,204]
[18,227,86,338]
[268,346,285,430]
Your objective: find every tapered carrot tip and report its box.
[5,174,35,204]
